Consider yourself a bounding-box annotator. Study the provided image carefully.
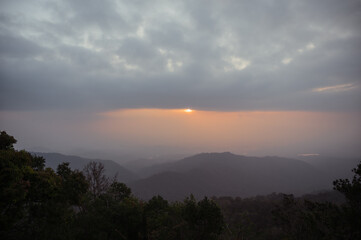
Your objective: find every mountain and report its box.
[123,153,190,173]
[129,152,331,201]
[33,152,138,183]
[296,155,360,181]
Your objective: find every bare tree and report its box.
[83,161,111,199]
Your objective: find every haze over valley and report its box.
[33,151,360,201]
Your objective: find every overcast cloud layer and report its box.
[1,0,361,112]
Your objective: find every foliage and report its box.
[182,195,224,240]
[2,131,360,239]
[0,132,88,240]
[214,194,286,240]
[1,131,225,240]
[0,131,17,150]
[333,162,361,239]
[273,161,361,240]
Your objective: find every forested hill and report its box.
[34,152,138,183]
[34,151,351,201]
[129,152,331,200]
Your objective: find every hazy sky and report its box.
[1,0,361,159]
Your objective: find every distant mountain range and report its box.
[128,152,334,200]
[33,152,138,183]
[33,151,360,201]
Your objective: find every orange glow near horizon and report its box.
[1,108,360,157]
[92,108,361,156]
[184,108,193,113]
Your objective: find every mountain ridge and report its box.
[33,152,138,183]
[32,151,357,201]
[129,152,331,200]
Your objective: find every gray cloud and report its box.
[1,0,360,112]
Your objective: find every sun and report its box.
[184,108,193,113]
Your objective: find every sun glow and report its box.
[184,108,193,113]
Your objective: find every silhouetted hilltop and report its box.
[32,151,352,201]
[34,152,138,183]
[129,152,330,200]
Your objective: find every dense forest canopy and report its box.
[1,131,360,239]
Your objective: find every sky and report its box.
[1,0,361,160]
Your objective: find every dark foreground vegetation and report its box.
[1,131,360,239]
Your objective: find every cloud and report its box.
[297,153,320,157]
[282,58,293,65]
[224,56,251,72]
[0,0,360,112]
[306,43,315,50]
[312,83,357,93]
[298,42,316,53]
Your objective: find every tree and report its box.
[107,182,132,201]
[273,161,361,240]
[333,162,361,211]
[57,162,89,205]
[0,131,89,240]
[1,131,227,240]
[182,195,224,240]
[333,161,361,239]
[0,131,17,150]
[143,196,176,240]
[83,161,111,199]
[75,182,143,240]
